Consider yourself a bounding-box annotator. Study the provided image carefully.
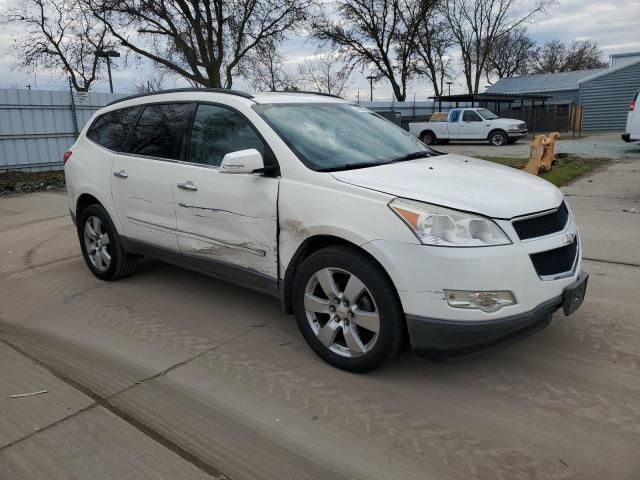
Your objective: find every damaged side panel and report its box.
[173,164,279,280]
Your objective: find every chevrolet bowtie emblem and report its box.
[562,232,576,245]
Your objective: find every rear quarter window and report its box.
[86,106,140,152]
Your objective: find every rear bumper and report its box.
[622,133,631,142]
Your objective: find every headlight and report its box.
[508,124,521,131]
[389,198,512,247]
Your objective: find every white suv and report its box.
[64,89,588,372]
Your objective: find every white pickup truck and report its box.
[409,108,528,147]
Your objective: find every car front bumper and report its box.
[362,218,583,356]
[508,129,528,138]
[406,272,587,358]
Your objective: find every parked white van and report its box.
[64,89,587,372]
[622,90,640,143]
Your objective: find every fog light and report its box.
[444,290,516,313]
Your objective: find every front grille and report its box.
[530,239,578,277]
[513,202,569,240]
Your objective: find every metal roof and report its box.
[486,69,605,94]
[430,92,551,102]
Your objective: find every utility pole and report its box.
[447,81,453,96]
[366,75,375,102]
[95,50,121,93]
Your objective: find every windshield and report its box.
[253,103,434,171]
[477,108,499,120]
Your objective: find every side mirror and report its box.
[219,149,264,174]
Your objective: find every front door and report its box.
[458,110,487,139]
[174,103,279,287]
[111,102,194,251]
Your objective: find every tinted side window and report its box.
[130,103,193,160]
[188,104,265,167]
[463,111,482,122]
[86,107,140,151]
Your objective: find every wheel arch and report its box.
[75,190,123,233]
[487,128,508,142]
[281,234,401,315]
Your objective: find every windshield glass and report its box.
[477,108,499,120]
[253,103,434,171]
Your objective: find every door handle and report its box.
[113,170,128,178]
[177,181,198,191]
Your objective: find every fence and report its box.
[361,100,574,134]
[0,89,123,171]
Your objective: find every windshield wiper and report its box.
[316,161,389,172]
[389,151,433,163]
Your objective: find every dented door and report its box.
[173,165,279,280]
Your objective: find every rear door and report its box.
[110,102,194,251]
[446,109,462,138]
[173,103,279,288]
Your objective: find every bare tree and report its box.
[87,0,309,89]
[413,10,455,96]
[2,0,114,91]
[444,0,551,94]
[532,39,608,74]
[242,42,298,91]
[314,0,438,101]
[485,28,536,81]
[298,52,352,96]
[134,71,167,93]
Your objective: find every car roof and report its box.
[105,88,347,109]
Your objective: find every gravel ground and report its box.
[0,170,65,196]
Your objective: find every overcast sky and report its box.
[0,0,638,100]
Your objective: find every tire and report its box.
[292,246,405,372]
[489,130,508,146]
[420,130,436,145]
[77,204,137,281]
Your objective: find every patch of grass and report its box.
[477,155,608,187]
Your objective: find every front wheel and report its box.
[489,131,508,146]
[292,246,405,372]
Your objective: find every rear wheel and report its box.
[420,130,436,145]
[78,204,137,281]
[489,130,508,146]
[292,246,404,372]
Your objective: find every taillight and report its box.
[63,151,72,164]
[631,99,636,112]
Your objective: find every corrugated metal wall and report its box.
[580,61,640,132]
[0,89,123,171]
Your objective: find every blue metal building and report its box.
[486,52,640,132]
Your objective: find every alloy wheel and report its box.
[304,267,380,358]
[83,216,111,271]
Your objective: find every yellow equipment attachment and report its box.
[523,132,560,175]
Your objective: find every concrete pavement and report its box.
[1,154,640,479]
[437,132,640,160]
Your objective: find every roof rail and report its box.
[106,87,254,106]
[266,90,343,99]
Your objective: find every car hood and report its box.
[492,117,524,125]
[331,154,563,219]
